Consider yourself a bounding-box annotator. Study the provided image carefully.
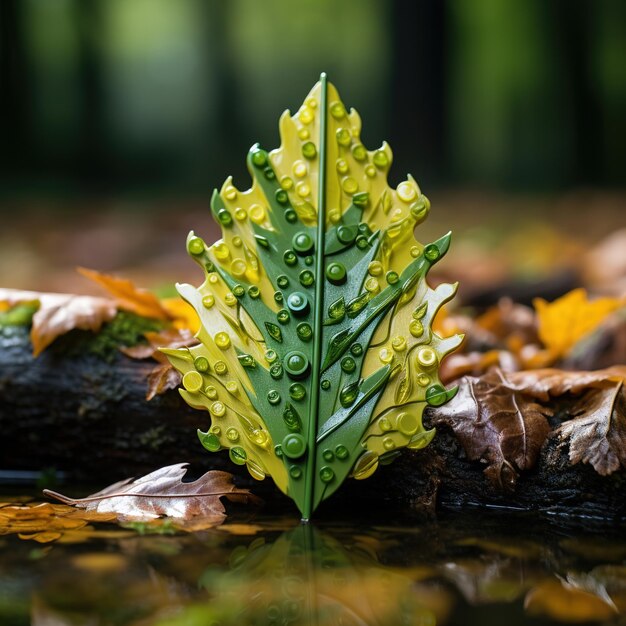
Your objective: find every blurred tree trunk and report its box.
[0,0,31,182]
[75,0,108,192]
[390,0,447,186]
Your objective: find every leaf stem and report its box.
[302,72,328,521]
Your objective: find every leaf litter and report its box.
[1,466,261,543]
[429,365,626,487]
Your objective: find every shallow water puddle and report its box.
[1,497,625,625]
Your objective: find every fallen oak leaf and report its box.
[78,267,171,321]
[0,288,117,356]
[44,463,262,526]
[428,369,551,490]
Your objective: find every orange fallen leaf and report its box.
[0,288,117,356]
[78,267,171,321]
[534,289,622,360]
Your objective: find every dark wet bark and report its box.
[1,326,624,522]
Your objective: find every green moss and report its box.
[0,303,38,328]
[51,311,166,362]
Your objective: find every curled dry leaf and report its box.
[557,382,626,476]
[430,366,626,486]
[510,367,626,475]
[429,369,551,489]
[44,463,262,528]
[0,288,117,356]
[144,363,184,401]
[78,267,171,321]
[121,328,199,399]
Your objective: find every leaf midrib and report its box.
[302,73,328,521]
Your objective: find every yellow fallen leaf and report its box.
[161,297,200,332]
[78,267,171,321]
[534,289,622,359]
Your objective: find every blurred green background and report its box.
[0,0,625,297]
[2,0,625,197]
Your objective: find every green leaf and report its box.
[164,75,462,518]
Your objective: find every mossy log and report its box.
[0,326,624,522]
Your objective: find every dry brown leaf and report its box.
[429,369,552,489]
[0,288,117,356]
[475,298,538,344]
[534,288,622,360]
[440,349,519,384]
[78,267,171,321]
[145,363,182,400]
[44,463,262,526]
[503,365,626,400]
[432,366,626,484]
[122,327,198,364]
[500,367,626,475]
[121,328,198,399]
[557,382,626,476]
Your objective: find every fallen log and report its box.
[1,326,624,522]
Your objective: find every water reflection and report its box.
[2,512,625,625]
[196,525,442,626]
